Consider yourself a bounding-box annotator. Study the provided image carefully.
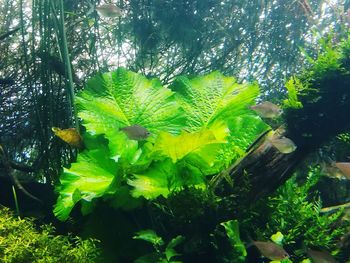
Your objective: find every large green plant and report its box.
[54,68,270,220]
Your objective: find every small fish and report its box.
[252,241,289,261]
[307,248,338,263]
[320,162,345,180]
[269,136,297,154]
[120,125,151,140]
[335,162,350,180]
[250,101,282,118]
[52,127,84,149]
[96,4,123,18]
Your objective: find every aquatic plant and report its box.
[0,207,100,262]
[133,230,184,263]
[220,219,247,262]
[252,166,348,261]
[284,34,350,152]
[54,68,270,220]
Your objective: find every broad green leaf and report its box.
[133,229,164,246]
[53,147,117,221]
[105,130,140,164]
[77,68,185,134]
[211,115,270,171]
[170,71,259,130]
[76,68,186,159]
[227,115,270,151]
[128,159,205,199]
[152,123,229,163]
[220,220,247,258]
[165,248,180,261]
[128,160,178,199]
[170,71,269,168]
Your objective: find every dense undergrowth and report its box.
[0,207,100,262]
[239,166,349,262]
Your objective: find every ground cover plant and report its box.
[0,207,100,262]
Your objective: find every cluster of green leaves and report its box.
[133,230,184,263]
[284,33,350,151]
[282,77,303,109]
[220,220,247,262]
[0,207,100,262]
[263,166,348,260]
[337,132,350,144]
[54,68,270,220]
[217,166,348,262]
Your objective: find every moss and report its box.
[0,207,100,262]
[284,34,350,152]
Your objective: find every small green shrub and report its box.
[263,166,348,259]
[133,229,184,263]
[0,207,100,263]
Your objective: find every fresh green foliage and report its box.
[263,166,348,259]
[134,230,165,247]
[54,134,118,220]
[76,68,186,160]
[337,132,350,144]
[0,207,100,262]
[170,72,259,130]
[54,68,269,220]
[284,34,350,151]
[133,230,184,263]
[171,73,269,170]
[220,220,247,261]
[283,77,303,109]
[270,231,284,245]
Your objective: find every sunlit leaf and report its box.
[128,159,178,199]
[76,67,186,142]
[271,231,284,245]
[128,158,206,199]
[171,71,270,167]
[54,136,118,220]
[152,123,229,163]
[171,71,260,130]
